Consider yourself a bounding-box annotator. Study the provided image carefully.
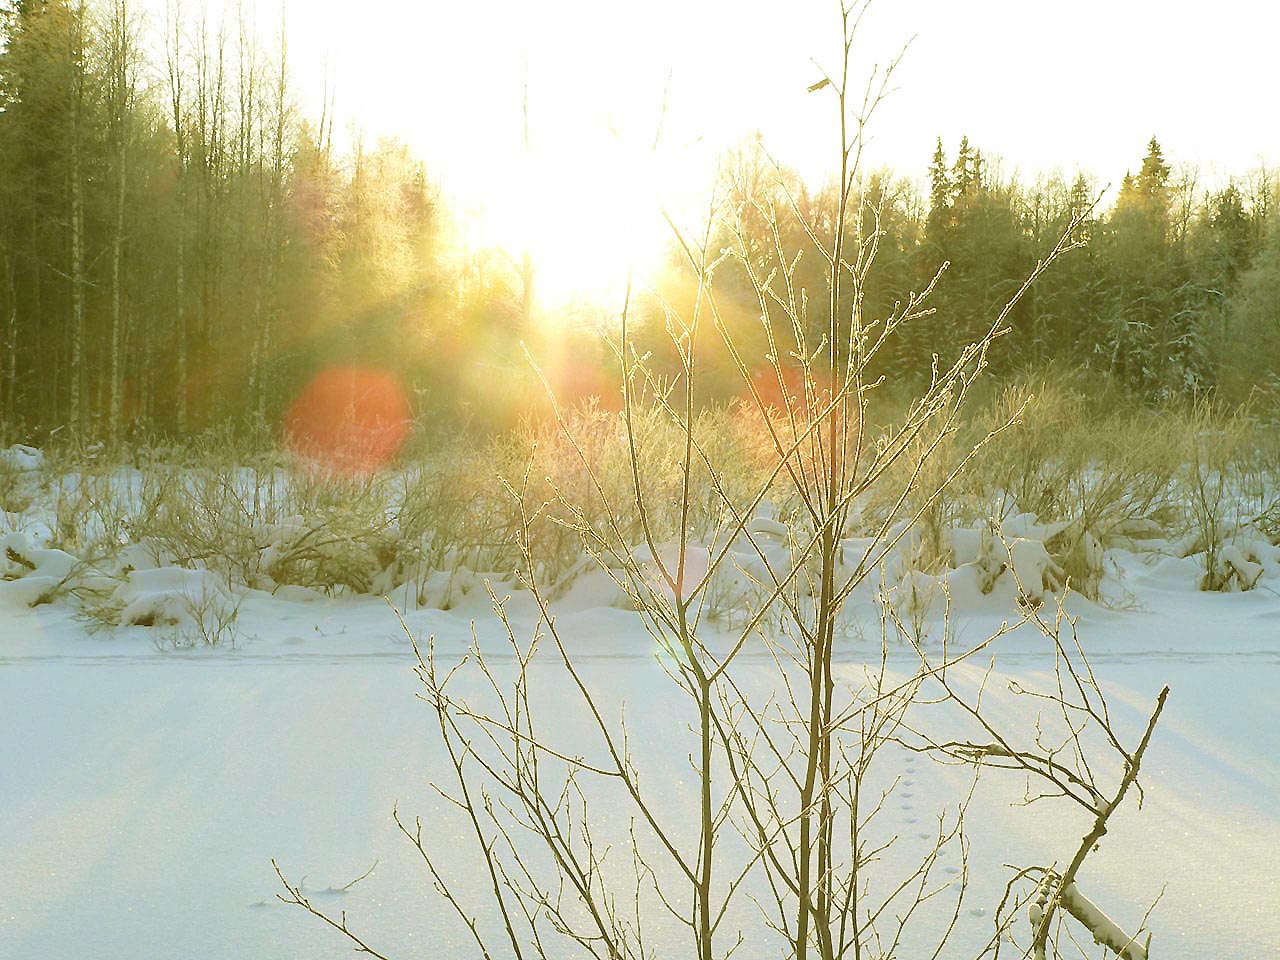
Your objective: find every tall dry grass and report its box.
[4,377,1277,604]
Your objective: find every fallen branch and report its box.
[1031,685,1170,958]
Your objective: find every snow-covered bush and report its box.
[1256,498,1280,544]
[0,443,42,514]
[857,379,1252,602]
[395,438,531,583]
[0,531,82,607]
[3,380,1274,624]
[1182,403,1253,591]
[76,565,242,646]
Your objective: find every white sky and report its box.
[275,0,1280,195]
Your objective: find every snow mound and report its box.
[1203,538,1273,592]
[111,567,234,628]
[0,532,82,608]
[0,444,44,472]
[115,539,178,575]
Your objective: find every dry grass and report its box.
[863,376,1278,598]
[4,379,1277,603]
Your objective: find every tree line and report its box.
[689,135,1278,407]
[0,0,504,441]
[2,0,1278,443]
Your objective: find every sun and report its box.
[469,136,681,318]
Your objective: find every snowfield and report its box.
[2,446,1279,959]
[3,555,1279,958]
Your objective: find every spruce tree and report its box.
[952,135,976,199]
[926,137,951,247]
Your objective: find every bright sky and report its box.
[279,0,1280,187]
[212,0,1280,306]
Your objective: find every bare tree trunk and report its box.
[33,213,53,427]
[256,316,270,422]
[110,184,124,439]
[236,4,260,419]
[108,0,134,443]
[255,18,288,420]
[68,2,87,432]
[176,192,188,433]
[140,299,154,425]
[193,9,227,414]
[247,281,263,411]
[168,0,189,435]
[4,256,15,417]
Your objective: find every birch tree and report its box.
[67,0,87,430]
[102,0,138,441]
[165,0,189,433]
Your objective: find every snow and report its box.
[0,533,82,609]
[2,448,1279,958]
[1060,882,1149,960]
[2,563,1278,958]
[112,567,234,628]
[0,443,43,473]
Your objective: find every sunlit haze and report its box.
[153,0,1280,310]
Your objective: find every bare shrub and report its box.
[1182,400,1252,590]
[277,5,1170,960]
[161,588,243,649]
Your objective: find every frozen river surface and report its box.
[2,594,1279,960]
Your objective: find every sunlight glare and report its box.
[472,136,676,316]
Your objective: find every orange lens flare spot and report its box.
[284,366,411,474]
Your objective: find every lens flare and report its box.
[284,366,411,474]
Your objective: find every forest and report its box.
[2,0,1278,445]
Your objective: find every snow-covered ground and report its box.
[3,442,1279,958]
[3,549,1279,960]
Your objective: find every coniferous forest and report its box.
[2,1,1277,443]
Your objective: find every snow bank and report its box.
[2,444,1277,639]
[111,567,234,628]
[0,443,44,473]
[0,532,81,608]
